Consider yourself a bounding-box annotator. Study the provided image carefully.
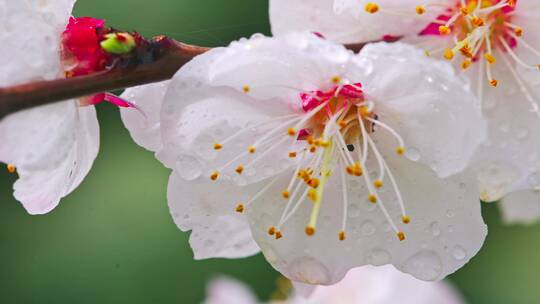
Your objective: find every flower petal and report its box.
[291,265,464,303]
[0,0,76,86]
[167,173,260,259]
[204,276,258,304]
[120,81,169,152]
[0,102,99,214]
[246,157,486,283]
[355,42,486,178]
[499,190,540,225]
[270,0,450,43]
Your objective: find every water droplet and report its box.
[451,245,467,260]
[403,250,442,281]
[446,209,455,218]
[527,171,540,190]
[175,154,202,180]
[405,147,421,162]
[290,257,331,284]
[430,222,441,237]
[447,225,454,233]
[365,249,391,266]
[348,204,361,218]
[361,221,376,236]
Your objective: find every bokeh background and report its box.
[1,0,539,303]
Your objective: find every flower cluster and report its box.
[2,0,540,301]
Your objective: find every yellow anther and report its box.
[402,215,411,224]
[439,26,451,35]
[443,48,454,60]
[235,203,245,213]
[320,140,330,148]
[489,79,498,87]
[395,146,405,155]
[242,85,251,93]
[282,190,290,199]
[338,231,346,241]
[248,146,256,153]
[484,53,496,64]
[307,136,315,145]
[359,105,370,116]
[415,5,426,15]
[307,189,318,202]
[268,226,276,236]
[424,50,431,57]
[305,226,316,236]
[515,27,523,37]
[288,152,297,158]
[309,146,317,153]
[213,143,223,150]
[397,231,406,241]
[538,64,540,70]
[235,165,244,174]
[461,60,472,70]
[364,2,380,14]
[346,166,354,175]
[210,171,219,181]
[287,128,297,136]
[373,179,383,188]
[308,178,320,189]
[353,162,363,176]
[368,194,378,204]
[472,16,484,27]
[7,164,16,174]
[459,45,473,58]
[338,121,347,128]
[460,7,469,15]
[275,231,283,239]
[331,76,342,84]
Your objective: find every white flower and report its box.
[0,0,100,214]
[123,33,487,282]
[204,265,465,304]
[270,0,540,222]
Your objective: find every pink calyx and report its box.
[300,83,363,112]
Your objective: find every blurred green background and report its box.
[1,0,540,303]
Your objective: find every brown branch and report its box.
[0,40,367,119]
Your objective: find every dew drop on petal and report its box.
[405,147,421,162]
[365,249,391,266]
[527,171,540,190]
[403,250,442,281]
[451,245,467,261]
[361,221,376,236]
[290,257,331,285]
[430,222,441,237]
[175,154,202,180]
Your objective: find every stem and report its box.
[0,40,367,119]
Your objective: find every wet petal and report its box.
[168,173,260,259]
[270,0,449,43]
[355,42,486,178]
[120,81,170,152]
[247,157,486,283]
[0,103,99,214]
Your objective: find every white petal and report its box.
[356,42,486,178]
[204,276,258,304]
[270,0,451,43]
[167,173,260,259]
[0,102,99,214]
[159,33,354,184]
[499,190,540,225]
[289,265,464,304]
[0,0,75,86]
[247,157,486,283]
[470,57,540,201]
[120,81,169,152]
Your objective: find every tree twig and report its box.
[0,40,367,119]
